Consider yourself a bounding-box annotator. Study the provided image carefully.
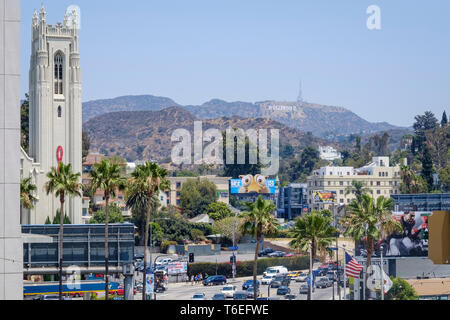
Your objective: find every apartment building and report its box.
[307,157,402,210]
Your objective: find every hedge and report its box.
[187,255,309,278]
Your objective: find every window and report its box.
[57,106,62,118]
[327,181,331,186]
[377,190,381,194]
[54,53,63,94]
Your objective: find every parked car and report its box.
[233,291,248,300]
[221,285,236,298]
[270,275,290,288]
[315,277,333,289]
[261,274,276,285]
[283,252,295,257]
[246,286,260,299]
[212,293,226,300]
[277,286,291,295]
[40,294,71,300]
[258,248,274,257]
[192,293,206,300]
[294,272,309,282]
[203,275,227,286]
[242,279,260,290]
[263,266,288,277]
[267,251,286,258]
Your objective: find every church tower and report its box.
[23,5,82,224]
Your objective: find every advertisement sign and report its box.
[312,190,337,204]
[167,261,187,275]
[230,175,275,194]
[146,274,154,295]
[355,211,430,257]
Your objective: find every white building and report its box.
[319,146,341,161]
[20,6,83,224]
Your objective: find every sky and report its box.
[20,0,450,127]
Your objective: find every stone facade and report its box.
[21,5,82,225]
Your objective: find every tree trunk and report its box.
[140,208,146,246]
[105,192,110,300]
[59,192,65,300]
[142,191,153,300]
[253,227,261,300]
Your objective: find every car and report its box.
[338,277,349,287]
[155,258,173,266]
[277,286,291,295]
[287,271,302,279]
[263,266,288,277]
[134,253,144,260]
[192,293,206,300]
[212,293,226,300]
[112,285,137,296]
[283,252,295,257]
[40,294,71,300]
[294,273,309,282]
[284,294,297,300]
[258,248,274,257]
[270,275,290,288]
[203,275,227,286]
[326,271,337,282]
[315,277,332,289]
[221,285,236,298]
[246,286,260,299]
[267,251,286,258]
[242,279,260,290]
[261,274,276,285]
[134,281,143,292]
[299,284,309,295]
[233,291,248,300]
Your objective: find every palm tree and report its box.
[288,211,338,300]
[345,180,371,202]
[44,162,82,300]
[240,196,279,300]
[89,159,126,300]
[125,162,169,300]
[340,194,401,298]
[20,177,38,224]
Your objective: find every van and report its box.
[263,266,288,277]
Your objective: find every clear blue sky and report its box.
[20,0,450,127]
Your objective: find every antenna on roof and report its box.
[297,80,303,104]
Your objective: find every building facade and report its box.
[276,183,308,221]
[319,146,341,161]
[307,156,402,210]
[1,0,23,300]
[21,6,82,224]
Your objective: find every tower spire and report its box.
[32,9,38,27]
[297,80,303,104]
[39,3,46,21]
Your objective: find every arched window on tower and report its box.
[54,53,64,95]
[57,106,62,118]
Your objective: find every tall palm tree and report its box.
[340,194,401,298]
[126,162,169,300]
[20,177,38,224]
[44,162,82,300]
[240,196,279,300]
[288,211,338,300]
[345,180,371,202]
[89,159,126,300]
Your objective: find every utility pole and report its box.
[380,245,384,301]
[309,241,313,300]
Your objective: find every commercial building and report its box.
[0,0,23,300]
[406,278,450,300]
[307,156,402,210]
[391,193,450,212]
[319,146,341,161]
[276,183,308,221]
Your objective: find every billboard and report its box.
[313,190,337,204]
[230,174,275,194]
[355,211,430,258]
[167,261,188,275]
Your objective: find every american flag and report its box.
[345,252,363,278]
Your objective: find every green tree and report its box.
[20,177,37,224]
[44,162,82,300]
[180,178,217,218]
[125,162,169,300]
[206,202,233,221]
[421,145,434,191]
[385,277,418,300]
[240,196,279,300]
[89,159,126,300]
[20,94,30,153]
[340,194,402,298]
[82,131,90,160]
[441,111,448,127]
[51,209,72,224]
[89,203,125,224]
[438,165,450,192]
[414,111,439,132]
[190,229,205,242]
[288,211,338,299]
[214,216,244,244]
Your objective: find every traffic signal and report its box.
[428,211,450,264]
[230,255,236,264]
[189,252,194,263]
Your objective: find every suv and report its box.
[258,248,274,257]
[203,275,227,286]
[315,277,332,288]
[221,285,236,298]
[263,266,288,277]
[270,275,290,288]
[242,279,260,290]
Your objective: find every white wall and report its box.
[0,0,23,300]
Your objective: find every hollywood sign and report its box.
[266,105,298,112]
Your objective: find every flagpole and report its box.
[380,245,384,301]
[343,244,346,300]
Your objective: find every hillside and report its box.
[83,107,338,162]
[82,95,404,138]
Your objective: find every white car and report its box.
[263,266,288,277]
[261,274,276,285]
[221,285,236,298]
[156,258,173,266]
[294,273,309,282]
[192,293,206,300]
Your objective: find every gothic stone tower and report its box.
[23,5,82,224]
